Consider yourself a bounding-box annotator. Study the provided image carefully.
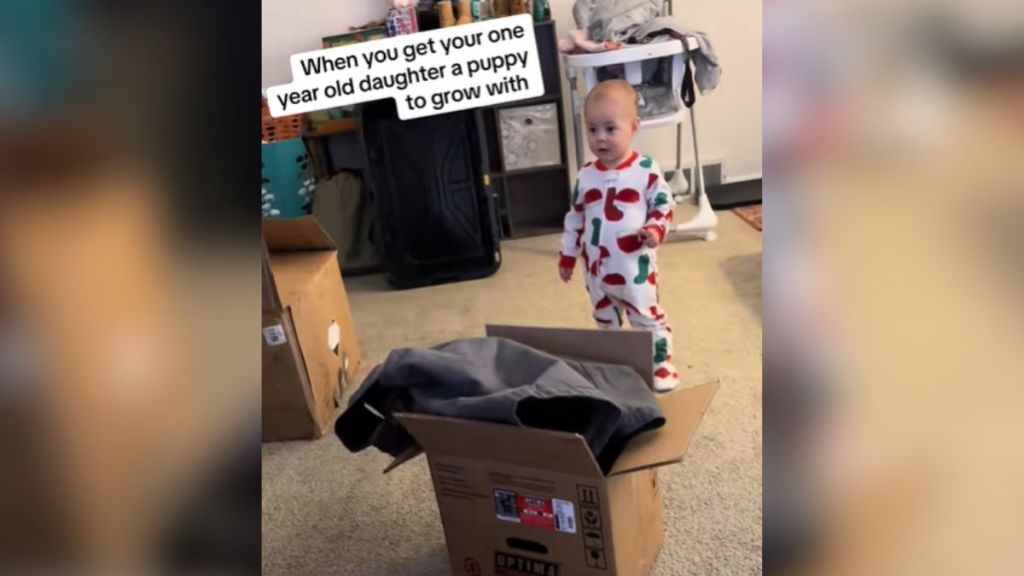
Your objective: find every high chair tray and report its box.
[639,109,687,129]
[563,39,684,69]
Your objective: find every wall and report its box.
[261,0,383,89]
[261,0,762,180]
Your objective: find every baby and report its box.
[558,80,679,392]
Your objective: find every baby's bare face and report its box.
[585,96,637,166]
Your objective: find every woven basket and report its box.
[261,97,307,143]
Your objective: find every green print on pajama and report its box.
[640,156,653,169]
[654,337,669,364]
[590,218,602,246]
[654,192,670,206]
[634,254,650,284]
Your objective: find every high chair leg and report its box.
[673,106,718,241]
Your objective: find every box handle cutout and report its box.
[505,538,548,555]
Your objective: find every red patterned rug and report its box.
[733,204,762,231]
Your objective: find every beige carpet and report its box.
[262,211,763,575]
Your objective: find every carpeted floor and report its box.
[262,211,763,575]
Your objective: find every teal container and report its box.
[532,0,546,21]
[261,139,315,218]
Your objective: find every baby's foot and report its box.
[653,362,680,392]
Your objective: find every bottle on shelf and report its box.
[479,0,494,19]
[437,0,455,27]
[532,0,547,21]
[456,0,472,24]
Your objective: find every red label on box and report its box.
[495,490,575,533]
[517,495,555,530]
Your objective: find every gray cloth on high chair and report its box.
[573,0,663,45]
[634,18,722,93]
[336,337,664,473]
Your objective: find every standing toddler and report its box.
[558,80,679,392]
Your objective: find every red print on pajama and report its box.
[558,153,678,385]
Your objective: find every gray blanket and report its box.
[336,337,664,473]
[574,0,663,45]
[634,17,721,94]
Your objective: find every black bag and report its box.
[359,100,501,289]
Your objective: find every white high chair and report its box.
[563,36,718,241]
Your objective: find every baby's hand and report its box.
[559,266,573,283]
[638,227,660,248]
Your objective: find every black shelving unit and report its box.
[307,20,572,242]
[482,20,572,239]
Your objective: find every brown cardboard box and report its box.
[389,325,717,576]
[262,217,362,441]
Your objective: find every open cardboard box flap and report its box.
[486,324,654,385]
[386,326,717,477]
[608,381,718,476]
[489,325,717,476]
[263,216,337,252]
[393,413,603,477]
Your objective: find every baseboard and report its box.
[707,178,762,209]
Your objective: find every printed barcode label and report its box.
[494,490,520,522]
[263,325,288,346]
[552,499,576,534]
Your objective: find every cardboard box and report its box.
[262,217,362,441]
[389,325,717,576]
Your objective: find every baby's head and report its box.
[584,80,640,167]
